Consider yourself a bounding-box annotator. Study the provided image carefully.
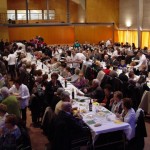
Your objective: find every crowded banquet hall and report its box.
[0,0,150,150]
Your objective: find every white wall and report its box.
[119,0,150,30]
[119,0,138,29]
[143,0,150,29]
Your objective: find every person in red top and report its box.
[103,65,111,75]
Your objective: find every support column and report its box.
[66,0,70,23]
[137,0,143,48]
[46,0,49,20]
[0,0,9,40]
[25,0,29,23]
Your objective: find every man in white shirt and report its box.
[105,39,111,47]
[6,50,16,80]
[9,79,30,124]
[134,51,148,71]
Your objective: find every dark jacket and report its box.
[85,86,104,103]
[52,111,88,150]
[45,80,62,106]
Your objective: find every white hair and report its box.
[92,79,100,86]
[1,87,10,97]
[57,88,65,96]
[61,91,70,100]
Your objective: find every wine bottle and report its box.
[42,63,43,69]
[72,88,74,99]
[89,99,92,111]
[65,78,67,87]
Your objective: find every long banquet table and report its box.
[26,53,131,145]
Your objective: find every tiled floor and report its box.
[26,109,48,150]
[27,109,150,150]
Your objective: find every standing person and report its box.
[134,51,148,71]
[45,73,62,107]
[9,80,30,125]
[5,50,16,81]
[1,87,20,118]
[0,57,7,75]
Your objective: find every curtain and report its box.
[117,30,138,48]
[141,32,150,49]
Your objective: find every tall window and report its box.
[30,10,42,20]
[7,9,56,21]
[17,10,27,20]
[7,10,15,20]
[44,10,55,20]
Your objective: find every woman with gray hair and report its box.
[1,87,20,118]
[55,91,70,114]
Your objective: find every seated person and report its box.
[0,73,5,88]
[109,91,123,114]
[82,57,92,74]
[110,56,119,66]
[35,69,43,83]
[62,67,72,79]
[78,79,104,103]
[96,70,105,85]
[103,65,111,75]
[139,65,148,77]
[100,84,113,109]
[0,104,8,128]
[118,60,127,69]
[136,75,150,91]
[52,102,89,150]
[51,88,65,111]
[73,71,87,89]
[67,68,80,83]
[119,68,128,82]
[109,66,118,78]
[55,91,70,115]
[0,114,21,149]
[128,71,138,82]
[116,98,135,140]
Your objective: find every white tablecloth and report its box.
[28,53,131,142]
[72,100,130,142]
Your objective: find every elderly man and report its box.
[55,91,70,114]
[52,102,89,150]
[1,87,20,118]
[78,79,104,102]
